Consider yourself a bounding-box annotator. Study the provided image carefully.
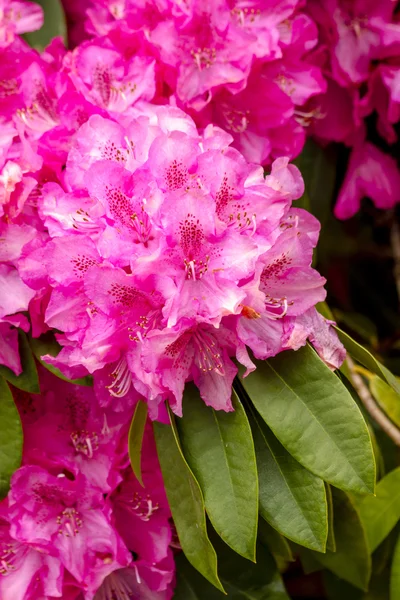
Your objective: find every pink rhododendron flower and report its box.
[334,142,400,219]
[0,1,43,48]
[0,515,63,600]
[4,365,176,598]
[8,466,131,596]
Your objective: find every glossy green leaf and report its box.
[325,484,336,552]
[29,334,93,387]
[128,400,148,487]
[314,488,371,591]
[336,327,400,395]
[250,412,327,552]
[0,331,39,393]
[153,409,223,592]
[239,344,375,494]
[0,378,23,498]
[358,467,400,552]
[23,0,67,50]
[174,539,290,600]
[258,518,294,563]
[177,386,258,561]
[370,376,400,428]
[390,532,400,599]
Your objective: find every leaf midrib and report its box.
[265,361,367,488]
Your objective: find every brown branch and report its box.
[391,219,400,307]
[346,356,400,447]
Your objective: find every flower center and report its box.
[106,357,132,397]
[193,329,224,374]
[190,47,216,70]
[130,492,159,521]
[56,508,83,537]
[224,108,250,133]
[70,430,99,457]
[0,543,20,577]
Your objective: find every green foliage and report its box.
[0,331,39,393]
[390,533,400,599]
[23,0,67,50]
[258,518,294,563]
[336,327,400,395]
[325,484,337,552]
[358,468,400,553]
[238,344,375,494]
[177,386,258,561]
[312,488,371,590]
[128,400,148,487]
[174,540,289,599]
[370,376,400,428]
[0,378,23,498]
[250,410,327,552]
[153,408,223,591]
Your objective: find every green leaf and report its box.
[334,311,378,346]
[153,408,223,592]
[358,467,400,553]
[336,327,400,396]
[250,411,327,552]
[0,377,23,498]
[293,139,337,226]
[29,334,93,387]
[316,301,335,321]
[390,532,400,599]
[258,518,294,563]
[0,331,39,393]
[325,483,336,552]
[239,345,375,494]
[323,571,364,600]
[297,546,323,575]
[177,386,258,561]
[128,400,148,487]
[314,488,371,591]
[175,539,290,600]
[370,376,400,428]
[23,0,67,50]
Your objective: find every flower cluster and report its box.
[1,369,175,599]
[0,1,344,419]
[304,0,400,218]
[60,0,400,219]
[61,0,327,166]
[0,3,346,597]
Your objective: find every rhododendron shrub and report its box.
[1,2,400,599]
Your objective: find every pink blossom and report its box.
[93,565,174,600]
[111,425,172,566]
[22,372,127,492]
[0,515,63,600]
[8,465,131,597]
[0,1,43,48]
[334,141,400,219]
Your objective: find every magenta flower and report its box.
[0,1,43,48]
[22,372,127,492]
[8,465,131,596]
[0,515,63,600]
[334,141,400,219]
